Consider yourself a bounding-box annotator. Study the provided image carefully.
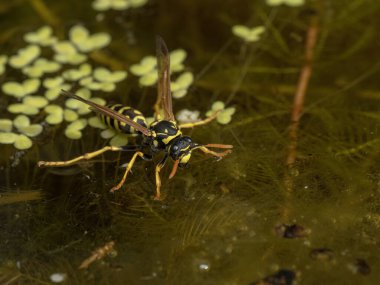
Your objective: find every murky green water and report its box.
[1,0,380,284]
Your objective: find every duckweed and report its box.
[22,58,61,78]
[0,55,7,75]
[232,25,265,43]
[23,26,57,46]
[0,119,13,132]
[2,78,40,98]
[23,96,49,108]
[9,45,41,69]
[44,104,64,125]
[266,0,304,6]
[171,71,194,99]
[53,41,87,64]
[92,0,148,11]
[206,101,236,125]
[69,25,111,53]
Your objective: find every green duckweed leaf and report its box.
[69,25,111,53]
[266,0,304,6]
[9,45,41,69]
[8,104,39,115]
[93,67,127,83]
[62,63,92,81]
[92,0,129,11]
[23,96,49,108]
[109,133,129,147]
[53,41,87,64]
[44,104,63,125]
[45,84,70,101]
[0,55,7,65]
[64,128,82,139]
[139,71,158,86]
[101,128,116,139]
[88,116,107,129]
[14,134,33,150]
[0,132,18,144]
[129,56,156,76]
[2,78,40,98]
[43,77,64,88]
[76,87,91,99]
[13,115,30,129]
[170,49,187,66]
[100,82,115,92]
[0,119,13,132]
[129,0,148,7]
[22,58,61,78]
[63,109,79,122]
[216,112,233,125]
[17,124,43,137]
[67,119,88,131]
[171,72,193,98]
[24,26,57,46]
[232,25,265,43]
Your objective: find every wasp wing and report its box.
[156,36,175,121]
[60,90,152,136]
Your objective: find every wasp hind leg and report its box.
[110,151,146,193]
[194,144,233,159]
[37,146,124,167]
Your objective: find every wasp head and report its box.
[169,136,196,167]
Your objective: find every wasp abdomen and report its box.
[100,104,148,134]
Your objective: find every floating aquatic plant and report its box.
[171,71,194,99]
[9,45,41,69]
[266,0,304,7]
[232,25,265,43]
[23,26,57,46]
[22,58,61,78]
[0,115,42,150]
[92,0,148,11]
[130,49,187,86]
[69,25,111,53]
[43,76,71,101]
[2,78,40,98]
[206,101,236,125]
[53,41,87,65]
[0,55,7,75]
[80,67,127,92]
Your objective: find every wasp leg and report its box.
[153,97,163,120]
[37,146,123,168]
[110,151,145,193]
[179,111,219,129]
[196,145,233,158]
[154,154,169,200]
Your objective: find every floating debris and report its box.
[310,248,334,261]
[49,272,67,283]
[275,224,310,238]
[79,241,115,269]
[249,269,297,285]
[347,258,371,275]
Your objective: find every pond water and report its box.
[1,0,380,284]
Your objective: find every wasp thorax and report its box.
[169,136,194,167]
[150,120,182,150]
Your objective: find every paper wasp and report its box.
[38,37,233,200]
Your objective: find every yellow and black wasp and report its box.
[38,37,233,200]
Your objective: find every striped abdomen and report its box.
[100,104,148,134]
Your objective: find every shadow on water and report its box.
[1,0,380,284]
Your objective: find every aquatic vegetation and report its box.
[0,115,42,149]
[206,101,236,124]
[176,109,200,123]
[24,26,57,46]
[130,49,188,87]
[232,25,265,43]
[0,55,7,75]
[2,78,40,98]
[266,0,304,7]
[92,0,148,11]
[171,71,194,99]
[9,45,41,69]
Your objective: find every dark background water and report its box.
[1,0,380,284]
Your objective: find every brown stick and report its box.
[286,17,319,169]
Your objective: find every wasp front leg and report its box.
[154,154,169,200]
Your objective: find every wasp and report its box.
[38,37,233,200]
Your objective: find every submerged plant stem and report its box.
[286,17,319,168]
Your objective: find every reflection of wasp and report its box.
[38,37,233,200]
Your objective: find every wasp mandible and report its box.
[38,37,233,200]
